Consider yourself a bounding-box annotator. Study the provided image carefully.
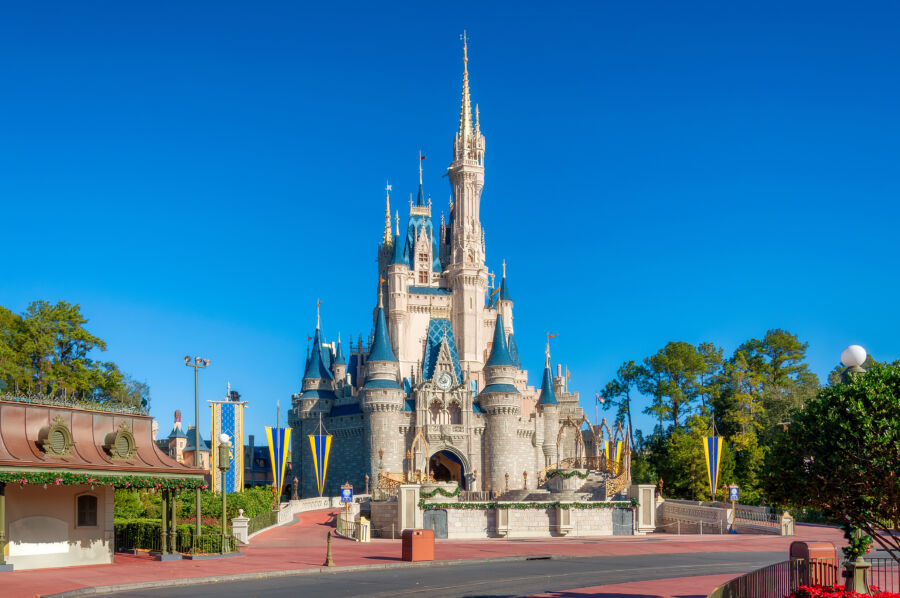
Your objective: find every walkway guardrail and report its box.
[247,509,279,535]
[708,557,899,597]
[114,526,238,554]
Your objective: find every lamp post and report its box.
[840,344,871,594]
[185,355,210,540]
[217,433,231,554]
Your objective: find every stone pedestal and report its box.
[630,485,656,534]
[548,470,587,493]
[231,509,250,544]
[398,485,422,532]
[844,558,871,594]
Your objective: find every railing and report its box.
[709,559,804,598]
[247,509,279,535]
[460,491,493,502]
[373,487,399,501]
[734,504,779,533]
[114,525,238,554]
[656,519,728,535]
[709,557,899,597]
[0,392,148,415]
[336,515,361,540]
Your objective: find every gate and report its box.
[612,508,633,536]
[424,509,448,539]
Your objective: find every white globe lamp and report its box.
[841,345,867,368]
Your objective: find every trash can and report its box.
[401,529,434,562]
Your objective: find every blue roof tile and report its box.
[537,366,558,405]
[367,306,397,362]
[303,328,334,381]
[479,383,519,394]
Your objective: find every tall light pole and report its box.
[217,434,231,554]
[185,355,210,540]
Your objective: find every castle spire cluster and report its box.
[289,35,595,498]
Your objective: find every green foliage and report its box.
[763,365,900,563]
[114,486,275,522]
[612,329,820,507]
[0,300,149,408]
[0,471,204,490]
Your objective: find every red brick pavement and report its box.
[2,509,844,598]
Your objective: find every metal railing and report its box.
[460,491,493,502]
[114,525,238,554]
[247,509,279,535]
[709,557,900,597]
[336,516,361,540]
[656,519,728,535]
[710,559,804,598]
[0,391,148,415]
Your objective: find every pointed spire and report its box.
[475,103,480,134]
[390,230,405,266]
[383,181,393,246]
[368,286,397,363]
[485,313,515,367]
[316,299,322,329]
[499,260,512,301]
[334,332,345,365]
[395,210,400,236]
[507,332,521,369]
[303,326,334,380]
[416,152,426,207]
[457,31,473,142]
[537,358,558,406]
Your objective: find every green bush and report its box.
[114,518,222,551]
[114,486,276,523]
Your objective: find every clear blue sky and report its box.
[2,1,898,444]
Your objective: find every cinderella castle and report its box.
[289,37,627,499]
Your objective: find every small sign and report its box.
[340,483,353,503]
[729,485,739,502]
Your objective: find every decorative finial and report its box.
[457,31,473,141]
[461,30,468,65]
[546,333,558,368]
[395,210,400,236]
[227,381,231,394]
[378,278,384,308]
[502,259,507,278]
[489,270,496,289]
[383,180,393,246]
[316,299,322,329]
[409,193,413,209]
[418,150,424,185]
[475,104,480,133]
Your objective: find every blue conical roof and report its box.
[499,275,512,302]
[367,305,397,362]
[390,233,405,265]
[416,182,425,207]
[537,365,558,406]
[334,335,345,365]
[507,333,521,369]
[485,314,515,367]
[303,328,334,380]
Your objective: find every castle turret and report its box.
[497,260,514,334]
[447,33,489,370]
[537,343,560,467]
[360,288,406,481]
[478,313,521,492]
[332,333,346,384]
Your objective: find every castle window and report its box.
[418,270,428,284]
[449,401,462,425]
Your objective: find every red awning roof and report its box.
[0,399,206,477]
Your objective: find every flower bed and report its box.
[791,585,899,598]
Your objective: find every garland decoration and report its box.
[419,498,639,510]
[420,486,462,499]
[0,471,208,490]
[546,470,590,480]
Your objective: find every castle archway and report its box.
[428,447,469,489]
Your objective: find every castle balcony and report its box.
[425,424,467,444]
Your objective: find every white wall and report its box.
[6,484,114,570]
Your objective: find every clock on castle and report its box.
[288,35,629,499]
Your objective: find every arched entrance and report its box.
[428,449,467,489]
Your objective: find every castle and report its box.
[289,37,614,499]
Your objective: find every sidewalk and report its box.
[4,509,844,598]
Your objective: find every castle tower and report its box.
[477,313,521,492]
[360,287,406,481]
[332,333,346,385]
[537,342,560,467]
[292,307,336,497]
[496,261,514,334]
[388,211,409,364]
[446,33,489,370]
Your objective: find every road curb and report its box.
[41,554,565,597]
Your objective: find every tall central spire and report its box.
[458,30,473,140]
[383,181,393,246]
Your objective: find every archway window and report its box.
[429,401,450,425]
[448,401,462,425]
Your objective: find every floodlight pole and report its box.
[185,356,209,539]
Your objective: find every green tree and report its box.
[600,360,641,446]
[653,415,734,501]
[640,342,706,429]
[764,364,900,564]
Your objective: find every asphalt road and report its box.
[108,550,784,598]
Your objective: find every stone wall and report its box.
[296,414,369,498]
[446,508,495,539]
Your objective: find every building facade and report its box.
[289,39,602,498]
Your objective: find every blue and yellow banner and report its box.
[309,433,332,497]
[603,440,624,475]
[703,436,723,500]
[211,399,246,494]
[266,426,291,496]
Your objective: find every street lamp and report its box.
[185,355,210,540]
[217,433,231,554]
[841,345,867,381]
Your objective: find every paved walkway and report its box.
[2,509,844,598]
